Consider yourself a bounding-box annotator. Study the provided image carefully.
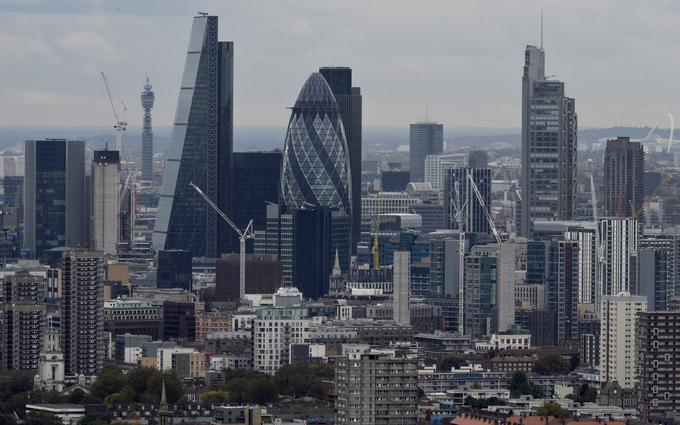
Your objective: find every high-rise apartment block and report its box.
[154,14,233,257]
[520,45,577,235]
[599,218,639,297]
[409,122,443,183]
[636,311,680,417]
[393,251,411,325]
[319,67,362,254]
[61,250,104,376]
[253,307,312,374]
[140,76,155,181]
[91,150,120,254]
[336,349,418,425]
[604,137,644,218]
[546,240,579,343]
[1,271,47,370]
[24,139,86,258]
[600,292,646,389]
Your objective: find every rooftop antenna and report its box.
[540,9,544,49]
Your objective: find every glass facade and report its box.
[153,15,233,258]
[280,73,352,218]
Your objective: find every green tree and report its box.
[24,411,62,425]
[199,390,230,407]
[274,364,327,399]
[535,401,571,418]
[508,371,544,398]
[90,364,127,400]
[533,353,570,375]
[0,414,16,425]
[224,370,279,404]
[436,354,467,372]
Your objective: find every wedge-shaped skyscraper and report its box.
[153,14,233,257]
[280,73,352,218]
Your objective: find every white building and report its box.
[35,327,64,392]
[599,292,647,389]
[393,251,410,326]
[157,346,195,371]
[424,153,467,189]
[478,333,531,351]
[91,150,120,254]
[599,218,638,298]
[361,192,421,222]
[565,227,598,304]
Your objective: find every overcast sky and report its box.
[1,0,679,131]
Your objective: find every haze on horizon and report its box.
[1,0,678,131]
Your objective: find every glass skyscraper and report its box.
[153,14,233,257]
[280,72,352,218]
[409,122,443,183]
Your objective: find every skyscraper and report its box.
[154,14,233,258]
[140,76,155,182]
[410,122,443,182]
[24,139,86,259]
[280,72,352,218]
[546,240,579,343]
[61,250,104,376]
[520,45,577,236]
[393,251,411,326]
[319,67,362,254]
[91,150,120,254]
[444,167,491,234]
[604,137,644,217]
[599,218,639,298]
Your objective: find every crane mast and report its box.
[190,182,254,302]
[450,180,468,334]
[467,169,501,244]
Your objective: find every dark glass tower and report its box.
[443,167,491,234]
[604,137,644,218]
[319,67,362,254]
[409,122,443,182]
[153,14,233,258]
[140,77,155,182]
[24,139,86,259]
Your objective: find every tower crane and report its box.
[467,169,501,244]
[450,180,468,334]
[372,194,382,269]
[630,174,673,221]
[100,72,128,156]
[190,182,254,302]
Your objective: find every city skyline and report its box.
[2,1,680,130]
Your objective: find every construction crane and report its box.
[631,174,673,221]
[467,169,501,244]
[100,72,128,155]
[190,182,254,302]
[372,195,382,269]
[450,180,467,334]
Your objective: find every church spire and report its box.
[332,249,341,277]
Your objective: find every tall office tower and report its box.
[280,72,352,218]
[156,249,192,290]
[424,153,467,190]
[1,271,47,370]
[393,251,411,325]
[600,292,646,389]
[336,349,418,425]
[546,240,579,344]
[464,245,498,338]
[232,151,281,239]
[154,14,234,258]
[604,137,644,217]
[520,45,577,236]
[91,150,120,254]
[637,247,669,311]
[565,227,598,304]
[61,250,104,376]
[24,139,86,259]
[140,77,155,181]
[637,311,680,417]
[410,122,443,182]
[599,218,639,298]
[443,168,491,234]
[319,67,362,254]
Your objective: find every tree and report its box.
[224,370,278,405]
[199,390,230,407]
[0,414,16,425]
[436,355,467,372]
[568,384,597,404]
[508,371,544,398]
[24,411,62,425]
[77,413,110,425]
[90,364,127,400]
[464,396,506,409]
[533,353,570,376]
[274,364,328,399]
[535,401,570,418]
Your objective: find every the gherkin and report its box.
[280,73,352,217]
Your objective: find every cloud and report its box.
[56,31,121,62]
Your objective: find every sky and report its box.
[1,0,679,131]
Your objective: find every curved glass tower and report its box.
[280,72,352,217]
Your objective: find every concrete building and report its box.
[497,241,520,333]
[393,251,410,326]
[409,122,443,182]
[253,307,314,374]
[636,310,680,417]
[35,326,64,391]
[61,250,104,377]
[91,150,120,254]
[336,349,418,425]
[636,246,670,311]
[604,137,644,218]
[24,139,86,258]
[520,44,577,236]
[424,153,467,190]
[1,270,47,370]
[600,292,646,389]
[103,298,163,339]
[213,406,264,425]
[599,218,639,297]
